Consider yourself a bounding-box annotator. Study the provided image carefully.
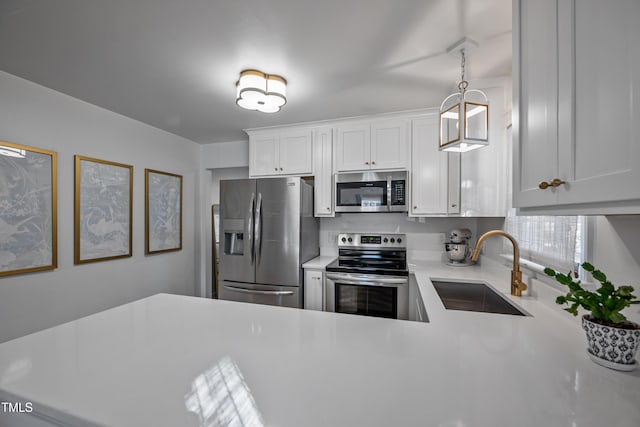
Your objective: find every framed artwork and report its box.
[145,169,182,254]
[74,156,133,264]
[0,141,57,277]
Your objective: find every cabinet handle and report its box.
[538,178,565,190]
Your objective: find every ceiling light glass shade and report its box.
[236,69,287,113]
[0,145,26,158]
[439,89,489,153]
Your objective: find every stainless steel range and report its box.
[325,233,409,319]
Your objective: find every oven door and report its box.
[325,273,409,320]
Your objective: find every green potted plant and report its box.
[544,262,640,371]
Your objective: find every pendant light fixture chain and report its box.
[458,48,468,96]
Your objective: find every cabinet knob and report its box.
[365,161,369,165]
[413,205,417,209]
[538,178,565,190]
[274,167,278,171]
[372,161,376,165]
[280,167,283,171]
[326,207,330,211]
[451,203,457,208]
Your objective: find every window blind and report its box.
[504,211,579,272]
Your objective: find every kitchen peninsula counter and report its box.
[1,259,639,426]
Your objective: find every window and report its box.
[504,212,586,273]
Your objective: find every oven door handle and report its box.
[325,273,407,286]
[223,285,294,296]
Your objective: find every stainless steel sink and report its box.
[431,280,529,316]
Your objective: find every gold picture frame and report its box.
[74,155,133,264]
[0,141,57,276]
[145,169,183,254]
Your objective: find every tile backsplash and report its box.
[319,213,479,260]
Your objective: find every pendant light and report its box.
[439,40,489,152]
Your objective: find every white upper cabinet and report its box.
[410,115,450,216]
[249,132,279,176]
[313,127,334,217]
[335,119,409,172]
[279,130,313,175]
[249,129,312,177]
[335,123,370,171]
[514,0,640,214]
[459,84,508,217]
[371,119,409,170]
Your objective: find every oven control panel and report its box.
[337,233,406,249]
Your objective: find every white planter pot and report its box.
[582,315,640,370]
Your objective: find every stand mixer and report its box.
[444,228,473,266]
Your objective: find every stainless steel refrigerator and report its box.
[218,177,319,308]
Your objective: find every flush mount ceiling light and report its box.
[439,38,489,153]
[0,145,26,158]
[235,69,287,113]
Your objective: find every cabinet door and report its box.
[304,269,324,311]
[249,133,279,177]
[335,123,370,172]
[460,85,508,216]
[313,127,334,217]
[279,130,312,175]
[556,0,640,206]
[513,0,560,208]
[410,116,449,216]
[371,119,409,170]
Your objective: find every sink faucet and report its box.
[471,230,528,297]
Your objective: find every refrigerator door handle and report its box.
[247,192,255,264]
[254,192,263,264]
[223,285,294,296]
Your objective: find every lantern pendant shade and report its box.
[236,69,287,113]
[439,92,489,153]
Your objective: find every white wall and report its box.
[202,141,248,169]
[0,71,201,343]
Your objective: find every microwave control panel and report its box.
[390,180,406,206]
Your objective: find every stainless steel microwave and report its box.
[334,171,408,213]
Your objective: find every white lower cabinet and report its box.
[304,269,324,311]
[409,275,428,322]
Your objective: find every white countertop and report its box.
[302,256,335,269]
[1,259,639,427]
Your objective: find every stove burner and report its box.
[326,233,408,277]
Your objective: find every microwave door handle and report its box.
[247,192,255,264]
[387,175,392,212]
[254,192,263,264]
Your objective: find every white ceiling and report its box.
[0,0,512,143]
